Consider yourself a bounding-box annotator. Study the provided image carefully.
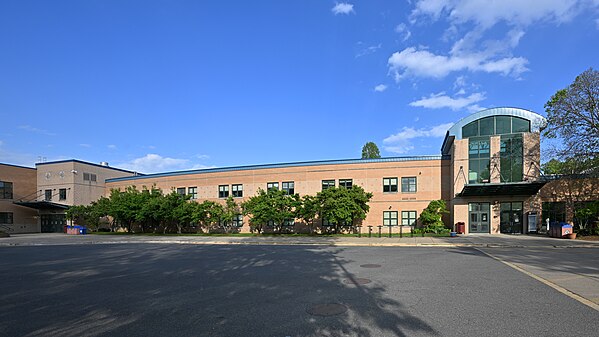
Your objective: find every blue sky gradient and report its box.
[1,1,598,173]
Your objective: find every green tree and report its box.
[107,186,145,233]
[418,200,449,233]
[296,195,319,235]
[317,186,373,233]
[544,68,599,173]
[220,196,241,233]
[242,188,300,233]
[361,142,381,159]
[193,200,224,233]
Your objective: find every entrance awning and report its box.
[14,201,70,211]
[457,181,546,197]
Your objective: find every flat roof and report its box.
[0,162,36,170]
[36,159,139,175]
[106,155,450,183]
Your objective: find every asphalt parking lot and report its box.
[1,244,598,337]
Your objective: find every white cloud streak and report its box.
[18,125,56,136]
[395,23,412,41]
[332,3,355,15]
[374,84,388,92]
[409,91,486,111]
[115,154,213,174]
[383,123,454,154]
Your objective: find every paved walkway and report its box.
[1,232,599,248]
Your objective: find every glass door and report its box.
[500,202,523,234]
[469,203,490,233]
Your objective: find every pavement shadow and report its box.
[0,244,438,337]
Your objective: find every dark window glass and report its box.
[322,180,335,191]
[83,172,90,181]
[233,214,243,227]
[59,188,67,201]
[267,182,279,190]
[218,185,229,198]
[339,179,353,189]
[283,219,295,227]
[401,177,417,193]
[45,189,52,201]
[512,117,530,133]
[383,177,398,192]
[232,184,243,198]
[462,121,479,138]
[500,134,523,182]
[468,137,491,183]
[401,211,417,226]
[383,211,398,226]
[479,117,495,136]
[282,181,294,195]
[0,212,14,224]
[188,187,197,200]
[176,187,186,196]
[0,181,13,199]
[495,116,511,134]
[91,174,97,182]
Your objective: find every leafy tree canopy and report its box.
[361,142,381,159]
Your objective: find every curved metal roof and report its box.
[446,107,547,140]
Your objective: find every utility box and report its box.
[527,212,538,233]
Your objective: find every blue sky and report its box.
[1,0,598,173]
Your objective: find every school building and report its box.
[1,107,597,234]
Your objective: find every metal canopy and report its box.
[14,201,70,210]
[458,181,546,197]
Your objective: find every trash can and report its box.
[560,224,573,237]
[79,227,87,235]
[456,222,465,234]
[549,222,573,238]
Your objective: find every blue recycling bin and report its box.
[79,227,87,235]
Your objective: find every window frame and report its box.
[0,181,13,199]
[232,184,243,198]
[267,182,279,191]
[44,189,52,201]
[59,188,67,201]
[176,187,186,196]
[321,179,335,191]
[401,177,417,193]
[339,179,353,189]
[383,211,398,226]
[383,177,398,193]
[188,187,198,200]
[282,181,294,195]
[218,185,229,198]
[401,211,417,226]
[0,212,14,224]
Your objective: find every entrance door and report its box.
[41,214,66,233]
[469,203,490,233]
[500,202,523,234]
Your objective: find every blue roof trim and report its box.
[36,159,139,174]
[106,155,450,183]
[0,162,36,170]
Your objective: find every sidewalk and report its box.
[2,232,599,248]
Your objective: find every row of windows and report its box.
[83,172,97,182]
[218,184,244,198]
[383,177,417,193]
[468,134,524,184]
[0,181,13,199]
[267,181,295,195]
[321,179,353,191]
[462,115,530,139]
[383,211,417,226]
[44,189,67,202]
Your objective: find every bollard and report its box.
[388,225,392,238]
[378,226,382,238]
[368,225,373,238]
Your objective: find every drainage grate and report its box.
[343,277,372,285]
[359,264,381,268]
[306,303,348,316]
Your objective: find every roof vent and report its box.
[100,162,109,167]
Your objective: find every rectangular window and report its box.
[339,179,353,189]
[267,182,279,191]
[0,181,13,199]
[383,211,398,226]
[468,137,491,183]
[322,179,335,191]
[83,173,97,182]
[44,189,52,201]
[383,177,398,193]
[233,214,243,227]
[283,219,295,227]
[176,187,186,196]
[232,184,243,198]
[59,188,67,201]
[282,181,294,195]
[218,185,229,198]
[83,172,90,181]
[401,211,417,226]
[91,174,97,182]
[401,177,417,193]
[0,212,13,224]
[500,134,523,182]
[188,187,197,200]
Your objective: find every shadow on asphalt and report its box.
[0,244,438,337]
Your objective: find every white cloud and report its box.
[18,125,56,136]
[115,154,212,174]
[395,23,412,41]
[107,144,117,149]
[388,47,528,81]
[411,0,585,29]
[409,91,486,111]
[332,3,354,15]
[356,43,381,57]
[383,123,454,154]
[374,84,388,92]
[79,143,91,148]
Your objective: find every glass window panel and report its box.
[462,121,478,138]
[495,116,511,134]
[479,117,495,136]
[512,117,530,133]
